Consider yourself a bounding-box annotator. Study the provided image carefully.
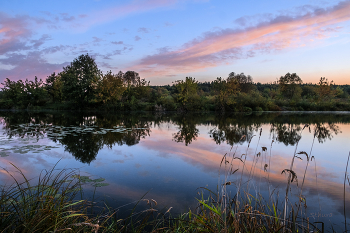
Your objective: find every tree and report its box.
[278,73,302,100]
[228,72,254,93]
[123,71,140,88]
[173,77,199,110]
[25,77,47,106]
[97,71,126,105]
[213,77,239,111]
[317,77,334,101]
[1,77,47,108]
[1,78,25,108]
[46,72,63,103]
[60,54,102,105]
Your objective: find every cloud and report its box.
[0,12,33,54]
[0,12,76,83]
[0,11,75,55]
[41,44,73,54]
[0,52,69,83]
[101,50,121,59]
[164,22,173,27]
[134,35,141,41]
[92,36,103,44]
[60,13,76,22]
[132,1,350,77]
[99,61,119,70]
[30,34,52,48]
[138,27,150,33]
[111,41,123,45]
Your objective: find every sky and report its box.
[1,0,350,85]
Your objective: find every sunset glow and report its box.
[1,0,349,85]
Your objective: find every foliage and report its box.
[0,163,165,233]
[122,70,140,88]
[317,77,334,101]
[173,77,200,111]
[228,72,254,93]
[46,72,63,103]
[97,71,125,105]
[278,73,303,100]
[60,54,102,106]
[0,77,47,108]
[213,77,239,111]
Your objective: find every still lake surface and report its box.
[0,111,349,231]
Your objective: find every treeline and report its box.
[1,54,350,111]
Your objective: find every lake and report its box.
[0,111,349,232]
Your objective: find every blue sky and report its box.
[1,0,350,85]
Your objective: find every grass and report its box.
[1,127,350,232]
[0,162,164,232]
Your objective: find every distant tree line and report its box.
[1,54,350,111]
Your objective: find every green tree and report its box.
[1,78,25,108]
[46,72,63,103]
[278,73,303,100]
[228,72,254,93]
[97,71,126,105]
[213,77,239,111]
[60,54,102,106]
[173,77,199,110]
[121,71,151,110]
[317,77,334,101]
[123,71,140,89]
[25,77,47,106]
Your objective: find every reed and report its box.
[0,162,90,232]
[0,162,162,232]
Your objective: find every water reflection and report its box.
[1,111,350,231]
[1,112,153,163]
[172,115,199,146]
[0,112,347,163]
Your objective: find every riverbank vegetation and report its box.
[1,54,350,111]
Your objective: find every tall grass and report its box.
[0,162,164,232]
[0,162,97,232]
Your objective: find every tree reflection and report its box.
[172,116,199,146]
[0,111,152,164]
[313,122,340,143]
[269,122,341,146]
[0,111,347,163]
[269,123,302,146]
[60,133,103,164]
[209,114,261,146]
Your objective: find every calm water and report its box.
[0,111,350,231]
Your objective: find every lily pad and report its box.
[91,178,105,183]
[92,183,109,187]
[0,152,9,157]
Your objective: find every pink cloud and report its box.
[0,52,69,83]
[132,1,350,78]
[0,13,33,55]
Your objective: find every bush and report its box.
[243,106,252,112]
